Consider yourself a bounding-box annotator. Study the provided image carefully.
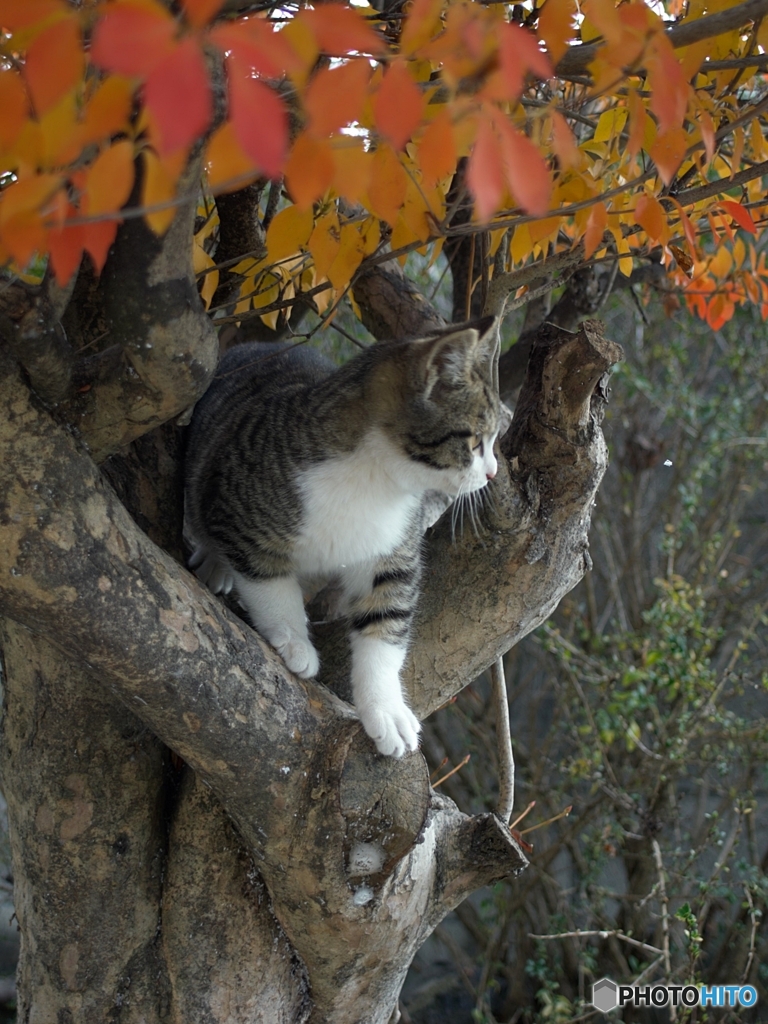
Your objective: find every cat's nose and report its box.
[486,471,496,480]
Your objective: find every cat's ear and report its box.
[418,316,498,396]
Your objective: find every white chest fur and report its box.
[292,430,421,576]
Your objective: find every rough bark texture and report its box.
[0,250,621,1021]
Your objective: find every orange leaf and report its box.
[468,116,504,223]
[373,60,425,152]
[304,60,371,138]
[498,22,552,102]
[145,38,211,155]
[39,92,82,168]
[720,200,757,236]
[495,116,552,217]
[209,19,300,79]
[670,198,697,252]
[366,145,408,226]
[0,71,29,151]
[698,110,715,166]
[81,77,135,146]
[179,0,224,29]
[537,0,576,65]
[635,192,666,244]
[82,219,118,273]
[283,133,334,210]
[85,140,135,216]
[583,201,607,259]
[0,0,66,31]
[401,0,444,56]
[227,56,287,178]
[626,88,646,160]
[142,149,178,235]
[91,0,178,78]
[0,174,61,266]
[24,14,83,116]
[650,127,687,187]
[205,121,258,193]
[418,109,457,187]
[48,203,83,285]
[332,144,373,204]
[299,5,386,56]
[646,35,688,135]
[550,110,579,170]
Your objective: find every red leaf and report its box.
[304,59,371,138]
[179,0,224,29]
[145,39,212,155]
[209,20,300,79]
[227,56,287,178]
[91,1,178,79]
[498,22,552,102]
[373,60,425,151]
[299,5,386,56]
[647,35,688,135]
[583,201,607,259]
[468,116,505,223]
[418,109,456,187]
[82,219,118,273]
[24,15,83,116]
[720,200,757,237]
[495,115,552,217]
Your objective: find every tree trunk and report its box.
[0,316,621,1022]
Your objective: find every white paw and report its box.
[274,631,320,679]
[357,700,421,758]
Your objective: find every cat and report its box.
[184,319,501,757]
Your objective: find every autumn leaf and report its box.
[495,115,552,217]
[646,35,688,136]
[550,110,579,170]
[635,192,667,244]
[537,0,577,65]
[205,122,258,194]
[304,60,371,138]
[266,205,313,263]
[84,140,135,216]
[332,144,373,204]
[209,19,301,79]
[179,0,224,29]
[144,38,212,155]
[498,22,553,102]
[418,109,457,187]
[24,15,82,117]
[400,0,444,56]
[299,5,386,56]
[583,201,607,259]
[650,127,687,187]
[373,61,425,151]
[91,0,178,79]
[142,150,178,235]
[82,219,119,273]
[81,77,135,147]
[366,144,408,226]
[226,57,288,178]
[0,175,62,266]
[468,116,504,223]
[0,0,68,32]
[308,211,341,279]
[284,133,335,210]
[47,209,84,285]
[0,72,30,152]
[720,199,757,236]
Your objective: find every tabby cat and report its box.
[184,320,500,757]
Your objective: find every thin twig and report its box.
[741,884,758,984]
[432,754,470,788]
[520,804,573,835]
[529,929,664,957]
[509,801,536,831]
[491,657,515,824]
[651,838,673,1018]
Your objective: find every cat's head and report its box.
[380,318,501,498]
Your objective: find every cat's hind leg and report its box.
[233,572,320,679]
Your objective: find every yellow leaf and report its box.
[593,107,627,144]
[709,245,733,279]
[308,210,340,279]
[266,205,314,263]
[365,144,407,226]
[332,143,372,204]
[193,242,218,310]
[85,139,135,216]
[327,222,367,290]
[510,223,532,265]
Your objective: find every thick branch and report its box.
[0,277,75,405]
[57,155,219,462]
[352,262,446,340]
[557,0,768,76]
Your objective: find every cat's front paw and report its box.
[358,701,421,758]
[274,632,320,679]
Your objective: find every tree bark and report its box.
[0,310,621,1021]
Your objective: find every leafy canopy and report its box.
[1,0,768,332]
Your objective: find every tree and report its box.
[0,0,766,1020]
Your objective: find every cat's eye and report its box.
[470,435,484,455]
